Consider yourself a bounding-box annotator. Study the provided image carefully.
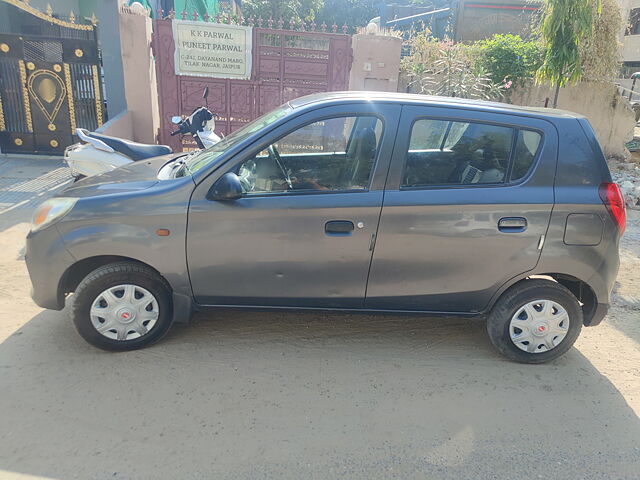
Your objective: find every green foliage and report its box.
[240,0,323,22]
[317,0,380,27]
[471,34,543,87]
[400,0,620,106]
[400,31,442,78]
[536,0,602,88]
[401,33,505,101]
[240,0,379,25]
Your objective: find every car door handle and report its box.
[498,217,527,233]
[325,220,354,236]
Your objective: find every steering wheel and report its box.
[268,145,293,190]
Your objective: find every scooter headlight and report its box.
[31,197,78,232]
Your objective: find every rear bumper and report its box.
[25,225,75,310]
[582,241,618,327]
[584,302,609,326]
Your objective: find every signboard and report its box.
[172,20,252,79]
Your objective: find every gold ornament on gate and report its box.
[37,77,57,103]
[14,138,23,146]
[53,64,62,72]
[0,43,9,53]
[27,70,66,132]
[64,63,76,131]
[6,0,94,31]
[50,139,58,148]
[74,48,84,58]
[26,62,35,70]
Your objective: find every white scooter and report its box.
[65,87,221,180]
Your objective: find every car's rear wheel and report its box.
[486,279,583,363]
[72,262,173,351]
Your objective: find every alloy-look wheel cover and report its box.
[509,299,570,354]
[90,284,159,341]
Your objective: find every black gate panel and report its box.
[0,0,104,155]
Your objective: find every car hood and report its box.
[61,154,180,199]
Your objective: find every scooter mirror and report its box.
[171,116,182,124]
[203,86,209,99]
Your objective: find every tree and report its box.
[240,0,323,22]
[472,34,543,88]
[579,0,622,82]
[240,0,379,26]
[316,0,380,27]
[536,0,602,107]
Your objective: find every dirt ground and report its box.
[0,158,639,480]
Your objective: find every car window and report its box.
[403,119,514,187]
[178,103,293,176]
[510,130,541,182]
[409,119,472,151]
[236,116,383,194]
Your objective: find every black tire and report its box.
[72,262,174,351]
[486,279,583,364]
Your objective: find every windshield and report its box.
[176,103,293,177]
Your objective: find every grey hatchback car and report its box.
[26,92,625,363]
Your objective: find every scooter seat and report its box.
[86,131,173,161]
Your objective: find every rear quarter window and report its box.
[510,130,542,182]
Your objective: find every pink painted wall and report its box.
[118,8,161,143]
[349,34,402,92]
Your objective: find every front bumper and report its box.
[25,225,76,310]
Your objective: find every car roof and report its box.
[288,91,585,120]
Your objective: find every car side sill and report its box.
[193,303,484,318]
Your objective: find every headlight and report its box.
[31,197,78,232]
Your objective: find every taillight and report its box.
[599,182,626,236]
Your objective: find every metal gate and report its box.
[0,0,104,154]
[153,15,352,151]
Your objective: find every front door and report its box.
[187,104,400,308]
[366,106,558,313]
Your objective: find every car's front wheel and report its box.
[72,262,174,351]
[486,279,583,364]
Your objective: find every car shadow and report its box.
[607,217,640,343]
[1,308,639,480]
[609,287,640,345]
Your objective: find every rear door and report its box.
[366,105,558,313]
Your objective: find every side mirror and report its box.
[203,86,209,99]
[171,116,182,125]
[208,172,243,201]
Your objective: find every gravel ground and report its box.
[0,157,638,480]
[609,156,640,209]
